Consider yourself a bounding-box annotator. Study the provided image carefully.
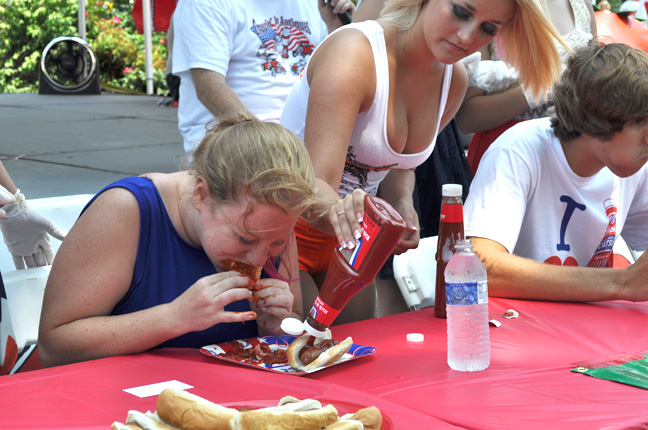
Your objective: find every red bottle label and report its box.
[309,296,341,327]
[352,215,381,270]
[440,204,463,223]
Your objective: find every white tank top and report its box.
[280,20,453,197]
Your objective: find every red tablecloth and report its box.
[2,297,648,429]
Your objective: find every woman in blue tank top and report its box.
[38,115,320,367]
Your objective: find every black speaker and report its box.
[38,36,101,95]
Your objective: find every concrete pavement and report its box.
[0,92,184,199]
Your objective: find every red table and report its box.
[2,297,648,429]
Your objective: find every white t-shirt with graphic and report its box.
[465,118,648,267]
[173,0,328,155]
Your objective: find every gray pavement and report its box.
[0,92,185,199]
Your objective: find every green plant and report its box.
[0,0,78,92]
[0,0,169,94]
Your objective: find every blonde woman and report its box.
[38,116,319,367]
[456,0,597,174]
[280,0,566,322]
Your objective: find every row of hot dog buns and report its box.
[111,388,382,430]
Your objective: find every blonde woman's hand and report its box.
[391,200,420,255]
[330,188,366,252]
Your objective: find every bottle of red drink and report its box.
[303,195,406,337]
[434,184,464,318]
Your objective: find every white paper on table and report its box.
[123,380,194,398]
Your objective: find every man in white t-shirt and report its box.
[172,0,354,157]
[464,42,648,302]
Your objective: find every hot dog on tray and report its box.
[111,388,382,430]
[287,328,353,371]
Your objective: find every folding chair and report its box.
[0,266,50,375]
[393,236,438,311]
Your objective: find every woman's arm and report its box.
[301,28,376,243]
[455,85,529,134]
[0,161,17,194]
[377,168,419,254]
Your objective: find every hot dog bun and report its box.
[286,329,353,371]
[348,406,383,430]
[156,388,340,430]
[221,259,262,281]
[237,404,339,430]
[157,388,238,430]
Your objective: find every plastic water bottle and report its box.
[445,239,490,371]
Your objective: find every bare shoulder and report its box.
[308,25,376,85]
[307,24,382,110]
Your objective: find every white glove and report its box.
[0,188,67,269]
[0,185,15,218]
[462,53,520,92]
[474,60,519,92]
[460,52,482,88]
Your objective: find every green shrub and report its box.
[0,0,169,94]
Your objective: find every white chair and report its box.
[393,236,438,311]
[1,266,50,374]
[0,194,92,373]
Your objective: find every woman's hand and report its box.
[170,272,257,333]
[250,278,295,334]
[329,188,366,251]
[390,200,420,255]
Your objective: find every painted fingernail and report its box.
[356,213,363,222]
[347,240,355,249]
[353,229,361,239]
[340,241,347,249]
[257,300,265,306]
[261,307,267,311]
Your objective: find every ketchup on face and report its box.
[304,195,406,337]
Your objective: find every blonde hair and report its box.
[380,0,425,29]
[191,115,319,222]
[496,0,567,100]
[191,115,321,279]
[380,0,567,99]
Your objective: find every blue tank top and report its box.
[84,177,258,348]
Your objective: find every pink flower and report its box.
[160,37,167,45]
[123,67,133,74]
[113,16,121,24]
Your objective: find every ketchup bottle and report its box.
[434,184,464,318]
[303,195,406,337]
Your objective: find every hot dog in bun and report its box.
[112,390,382,430]
[287,329,353,371]
[157,388,338,430]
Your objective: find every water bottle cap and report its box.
[442,184,462,197]
[302,319,327,338]
[406,333,424,342]
[280,317,305,336]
